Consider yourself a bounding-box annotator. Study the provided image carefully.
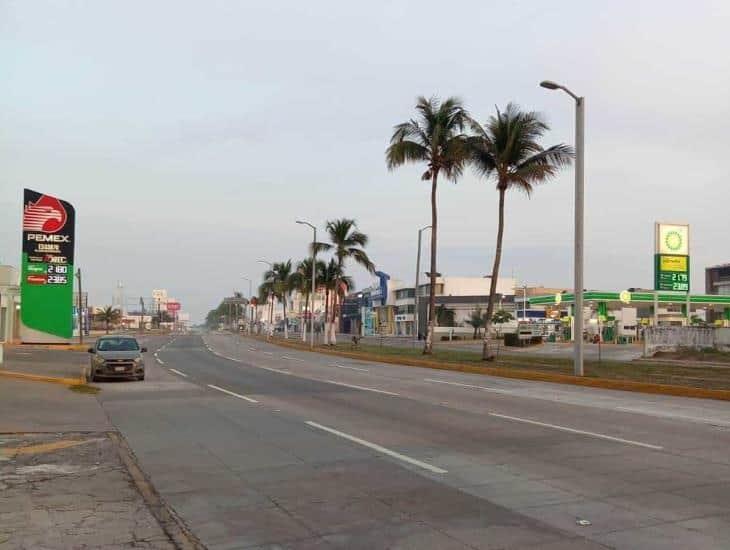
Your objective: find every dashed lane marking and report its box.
[207,384,259,403]
[306,421,447,474]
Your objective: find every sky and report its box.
[2,1,729,322]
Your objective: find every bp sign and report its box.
[654,222,689,292]
[20,189,76,342]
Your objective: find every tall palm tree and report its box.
[96,306,121,334]
[386,96,470,354]
[264,260,294,338]
[468,103,573,360]
[314,219,374,345]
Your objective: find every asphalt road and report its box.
[96,332,730,549]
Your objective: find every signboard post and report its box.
[20,189,76,343]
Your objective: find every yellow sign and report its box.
[619,290,631,304]
[555,293,562,305]
[660,255,687,272]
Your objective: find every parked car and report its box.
[88,336,147,381]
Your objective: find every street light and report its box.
[242,276,253,331]
[296,220,317,350]
[413,225,431,345]
[258,260,274,337]
[540,79,585,376]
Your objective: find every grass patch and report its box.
[653,348,730,364]
[68,384,100,395]
[261,336,730,392]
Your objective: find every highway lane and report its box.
[98,333,730,549]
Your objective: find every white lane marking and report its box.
[282,355,305,362]
[259,366,291,375]
[169,368,188,378]
[332,364,369,372]
[424,378,510,394]
[306,421,447,474]
[155,357,165,365]
[616,406,730,428]
[153,353,158,357]
[488,412,664,450]
[248,347,257,352]
[263,351,274,356]
[207,384,259,403]
[324,380,399,396]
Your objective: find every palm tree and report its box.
[317,258,353,344]
[293,258,326,341]
[264,260,294,338]
[96,306,121,334]
[469,103,573,360]
[314,219,374,345]
[465,307,486,339]
[386,96,470,354]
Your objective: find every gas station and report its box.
[528,290,730,344]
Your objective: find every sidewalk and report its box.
[0,432,175,549]
[0,345,189,549]
[1,345,88,382]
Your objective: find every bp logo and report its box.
[664,230,683,252]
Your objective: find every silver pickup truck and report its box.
[88,336,147,381]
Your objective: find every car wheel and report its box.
[137,374,145,381]
[89,369,98,383]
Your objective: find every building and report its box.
[706,264,730,295]
[0,265,20,343]
[342,274,517,337]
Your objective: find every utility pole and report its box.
[76,268,83,345]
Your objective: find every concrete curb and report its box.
[4,343,89,351]
[246,335,730,402]
[0,370,84,386]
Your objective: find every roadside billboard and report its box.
[166,301,181,312]
[20,189,76,342]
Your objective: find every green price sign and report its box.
[655,254,689,292]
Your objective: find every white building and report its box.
[363,275,516,337]
[0,265,20,343]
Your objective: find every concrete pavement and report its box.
[93,332,730,549]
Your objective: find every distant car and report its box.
[88,336,147,381]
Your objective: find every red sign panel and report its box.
[166,301,181,312]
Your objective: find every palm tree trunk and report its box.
[302,291,308,342]
[330,273,341,346]
[482,187,506,360]
[424,171,438,355]
[283,295,288,339]
[324,289,330,345]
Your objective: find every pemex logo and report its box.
[23,194,68,234]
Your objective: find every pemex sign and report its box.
[20,189,76,342]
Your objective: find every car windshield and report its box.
[97,338,139,352]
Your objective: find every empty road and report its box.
[96,332,730,549]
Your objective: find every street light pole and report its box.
[296,221,317,350]
[540,79,584,376]
[257,260,274,337]
[413,225,431,346]
[242,276,252,332]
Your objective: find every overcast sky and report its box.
[2,1,729,321]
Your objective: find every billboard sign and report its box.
[166,301,181,312]
[20,189,76,341]
[654,222,689,293]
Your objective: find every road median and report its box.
[246,335,730,401]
